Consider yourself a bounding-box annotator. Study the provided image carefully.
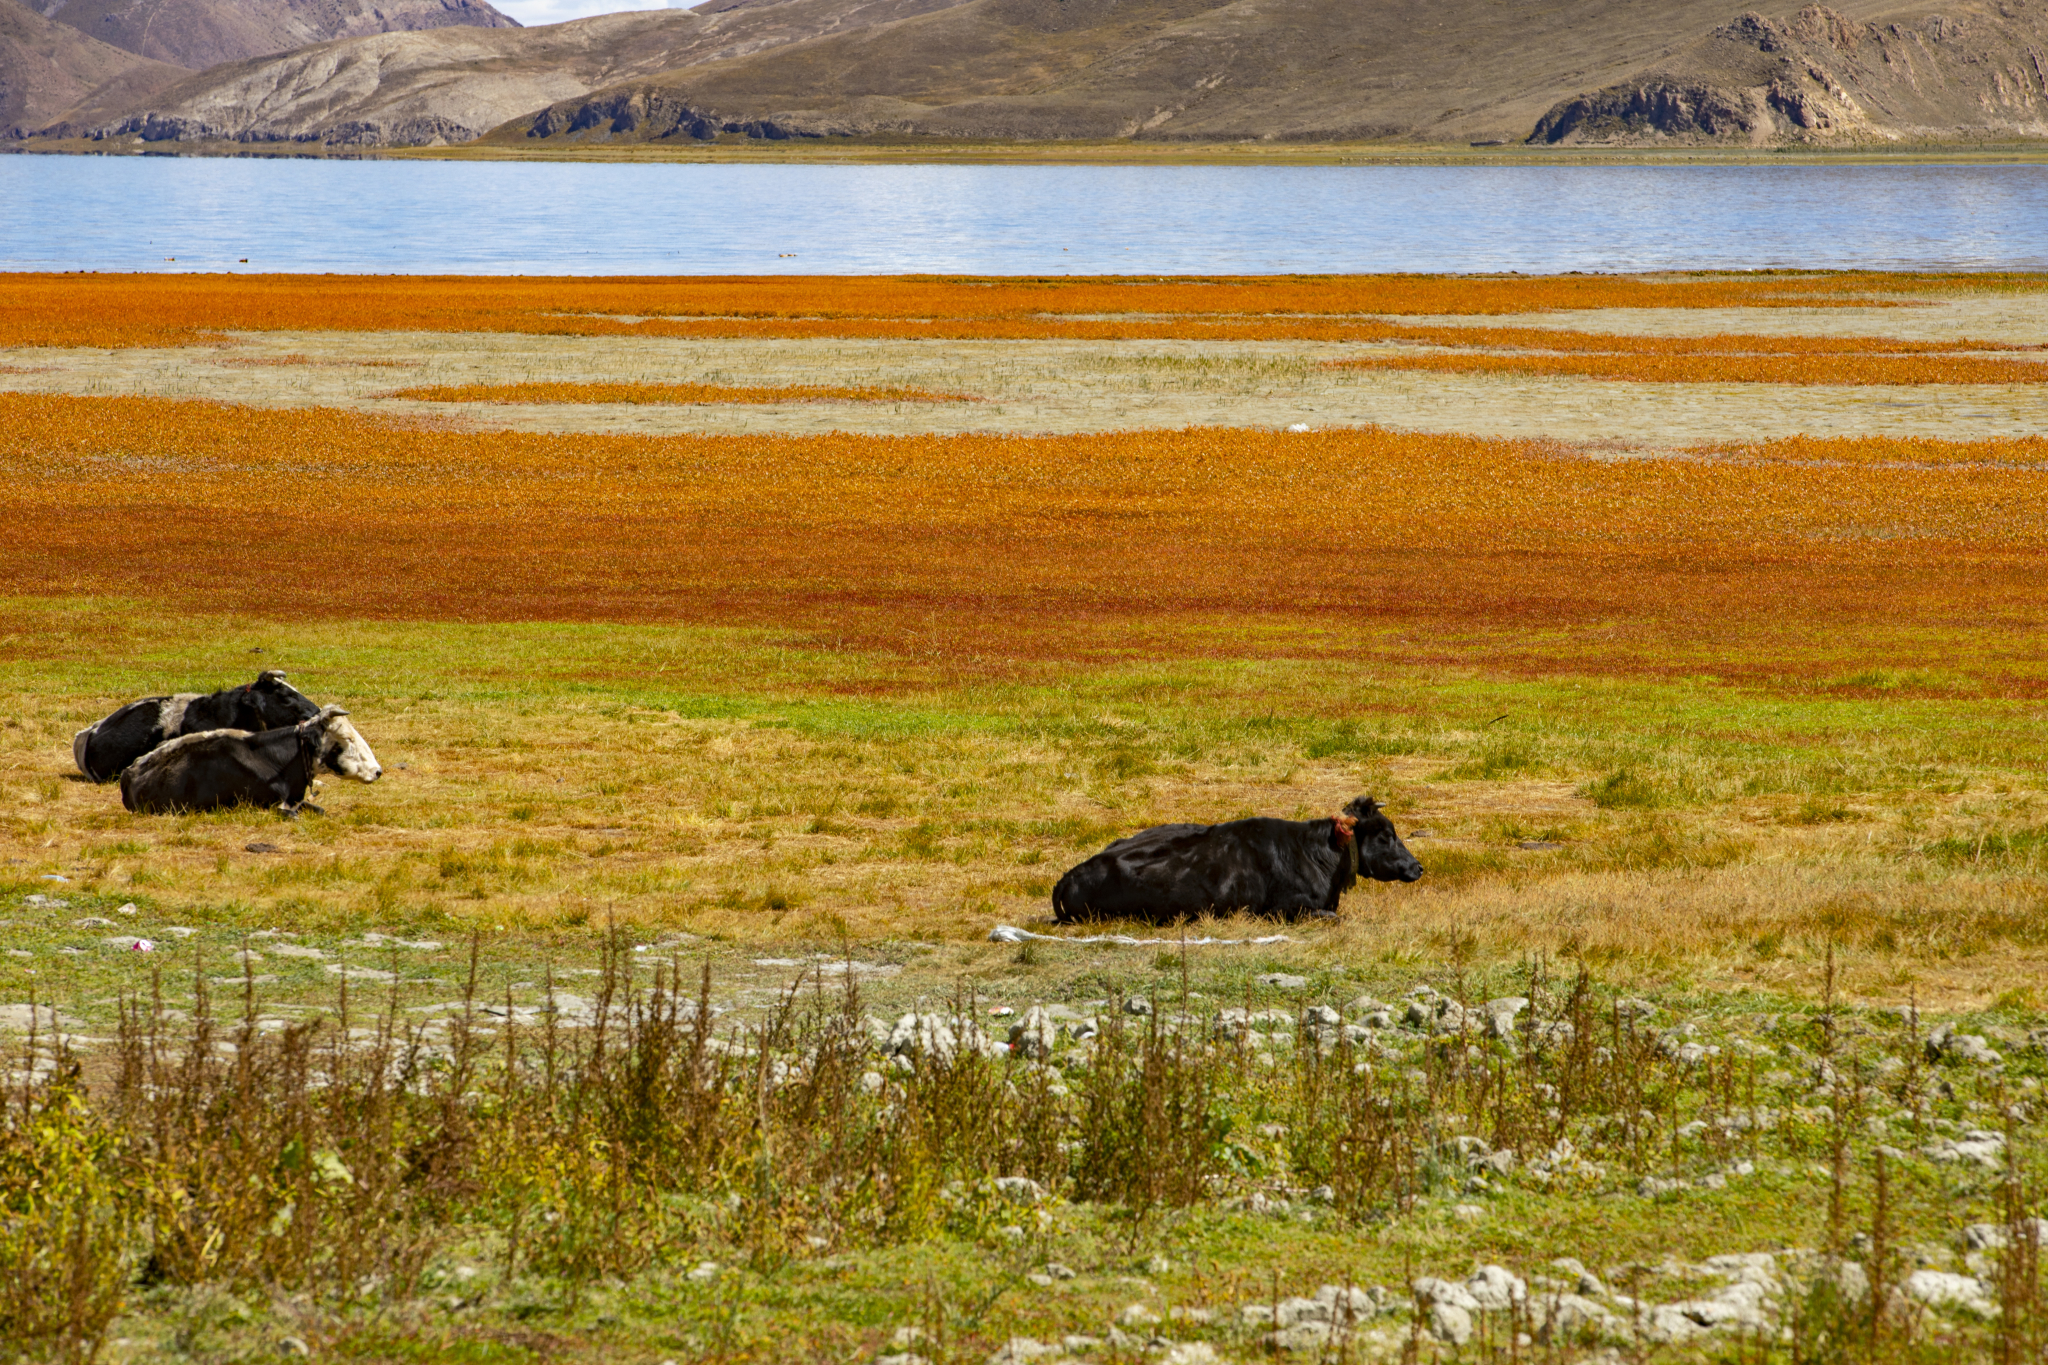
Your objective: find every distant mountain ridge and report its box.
[8,0,2048,148]
[35,0,518,70]
[0,0,180,132]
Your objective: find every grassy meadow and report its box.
[2,272,2047,1363]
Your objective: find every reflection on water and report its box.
[1,156,2044,275]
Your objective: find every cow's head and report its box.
[249,669,321,727]
[302,705,383,782]
[1342,796,1423,882]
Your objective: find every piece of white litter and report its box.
[1285,423,1312,433]
[989,924,1292,947]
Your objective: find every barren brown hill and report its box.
[0,0,179,133]
[492,0,1934,145]
[34,0,973,144]
[1531,0,2048,144]
[25,0,2048,146]
[34,0,517,70]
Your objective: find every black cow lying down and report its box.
[1052,795,1422,924]
[74,670,321,782]
[120,706,383,817]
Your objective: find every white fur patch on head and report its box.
[319,713,382,782]
[72,725,95,777]
[157,693,201,737]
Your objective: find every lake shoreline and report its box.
[10,136,2048,167]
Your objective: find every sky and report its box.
[490,0,684,25]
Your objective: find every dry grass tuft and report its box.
[390,381,976,405]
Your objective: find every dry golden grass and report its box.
[1332,350,2048,385]
[9,270,2043,349]
[390,381,976,404]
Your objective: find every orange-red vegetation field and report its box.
[389,381,976,404]
[7,392,2045,687]
[5,270,2041,348]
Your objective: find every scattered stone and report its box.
[1903,1269,1995,1317]
[1043,1263,1077,1279]
[1345,994,1386,1017]
[1428,1303,1473,1345]
[890,1327,926,1349]
[1638,1176,1688,1197]
[22,894,68,910]
[1124,996,1153,1016]
[277,1338,310,1357]
[1530,1292,1615,1343]
[1159,1344,1222,1365]
[1962,1219,2048,1251]
[1926,1026,2002,1067]
[1483,997,1528,1038]
[1453,1203,1486,1222]
[1465,1265,1526,1310]
[687,1261,720,1282]
[162,926,196,938]
[1301,1004,1341,1033]
[1549,1257,1607,1298]
[1257,973,1308,990]
[103,936,153,952]
[245,842,282,854]
[1413,1277,1481,1313]
[73,916,115,928]
[1516,840,1562,851]
[1617,997,1657,1021]
[1009,1006,1057,1060]
[987,1337,1054,1364]
[1119,1304,1159,1327]
[878,1355,927,1365]
[115,903,138,916]
[1924,1130,2007,1170]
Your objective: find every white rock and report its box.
[1159,1345,1222,1365]
[1465,1265,1526,1310]
[1904,1270,1995,1317]
[1412,1278,1481,1313]
[1428,1303,1472,1345]
[1532,1292,1614,1342]
[987,1337,1055,1364]
[1963,1219,2048,1250]
[1119,1304,1159,1327]
[993,1176,1045,1202]
[1258,973,1308,990]
[1924,1131,2007,1170]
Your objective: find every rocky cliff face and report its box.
[33,0,518,71]
[1530,1,2048,144]
[0,0,180,133]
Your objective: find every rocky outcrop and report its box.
[35,0,518,72]
[1530,2,2048,145]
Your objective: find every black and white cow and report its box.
[74,670,321,782]
[1051,795,1422,924]
[119,706,383,817]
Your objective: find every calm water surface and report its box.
[1,156,2044,274]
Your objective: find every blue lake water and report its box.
[2,155,2045,274]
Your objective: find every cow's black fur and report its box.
[120,710,346,817]
[74,671,319,782]
[1051,795,1422,924]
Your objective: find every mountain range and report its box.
[5,0,2046,149]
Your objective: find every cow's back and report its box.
[1054,815,1345,923]
[121,729,262,813]
[75,697,172,783]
